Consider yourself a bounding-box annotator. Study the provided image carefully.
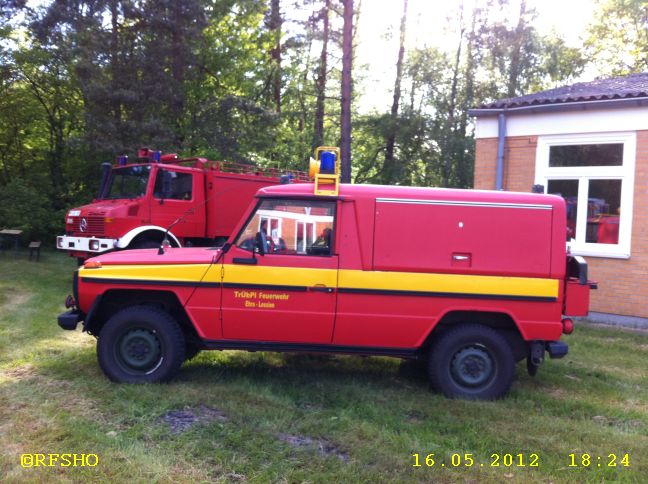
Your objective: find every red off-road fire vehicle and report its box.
[57,148,307,260]
[57,149,593,400]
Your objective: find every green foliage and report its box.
[0,0,637,241]
[586,0,648,76]
[0,177,62,241]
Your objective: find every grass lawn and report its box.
[1,250,647,483]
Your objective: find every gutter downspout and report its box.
[495,112,506,190]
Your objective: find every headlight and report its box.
[89,240,100,251]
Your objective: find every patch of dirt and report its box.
[160,405,228,434]
[0,364,37,381]
[592,415,644,431]
[224,473,247,482]
[0,291,30,313]
[298,402,323,412]
[277,433,348,461]
[405,410,425,424]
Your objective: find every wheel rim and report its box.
[116,328,162,373]
[450,345,495,389]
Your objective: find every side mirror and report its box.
[255,232,266,256]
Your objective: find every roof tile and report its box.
[477,72,648,109]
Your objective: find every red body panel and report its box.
[564,278,591,316]
[373,200,553,277]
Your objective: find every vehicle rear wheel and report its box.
[97,306,185,383]
[428,324,515,400]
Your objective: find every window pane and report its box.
[236,199,335,255]
[586,179,621,244]
[549,144,623,167]
[548,179,579,241]
[154,170,193,200]
[103,165,151,199]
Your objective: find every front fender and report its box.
[116,226,181,249]
[82,294,103,335]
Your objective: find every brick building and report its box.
[469,73,648,319]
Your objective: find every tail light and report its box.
[562,318,574,335]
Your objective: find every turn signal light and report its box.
[83,260,102,269]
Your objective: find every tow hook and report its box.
[65,294,77,309]
[527,341,545,377]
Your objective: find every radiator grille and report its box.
[72,212,105,236]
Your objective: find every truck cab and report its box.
[58,159,593,400]
[57,149,307,260]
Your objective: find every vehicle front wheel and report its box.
[428,324,515,400]
[97,306,185,383]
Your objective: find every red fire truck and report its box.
[57,148,593,400]
[56,148,308,260]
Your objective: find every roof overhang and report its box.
[469,96,648,117]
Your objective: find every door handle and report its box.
[453,254,470,261]
[309,286,334,293]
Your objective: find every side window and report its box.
[153,169,193,200]
[235,199,335,255]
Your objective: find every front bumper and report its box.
[58,309,82,330]
[56,235,116,253]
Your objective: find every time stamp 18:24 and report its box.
[411,453,631,468]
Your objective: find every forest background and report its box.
[0,0,645,241]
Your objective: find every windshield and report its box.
[101,165,151,199]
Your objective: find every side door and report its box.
[221,198,338,343]
[149,167,205,238]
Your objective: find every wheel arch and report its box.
[420,310,528,362]
[84,289,200,345]
[117,226,181,249]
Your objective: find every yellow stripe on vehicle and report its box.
[218,265,337,287]
[80,263,558,300]
[338,269,558,299]
[79,264,211,284]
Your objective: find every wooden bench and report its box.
[29,241,42,261]
[0,228,23,253]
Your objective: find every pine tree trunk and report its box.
[340,0,353,183]
[383,0,408,183]
[507,0,526,98]
[442,6,464,187]
[313,0,330,150]
[269,0,282,113]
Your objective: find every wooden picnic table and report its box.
[0,229,23,252]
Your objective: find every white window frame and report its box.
[535,132,636,259]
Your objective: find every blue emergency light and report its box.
[152,151,161,163]
[310,146,341,196]
[320,151,336,174]
[118,155,128,166]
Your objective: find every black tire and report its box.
[428,324,515,400]
[97,306,185,383]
